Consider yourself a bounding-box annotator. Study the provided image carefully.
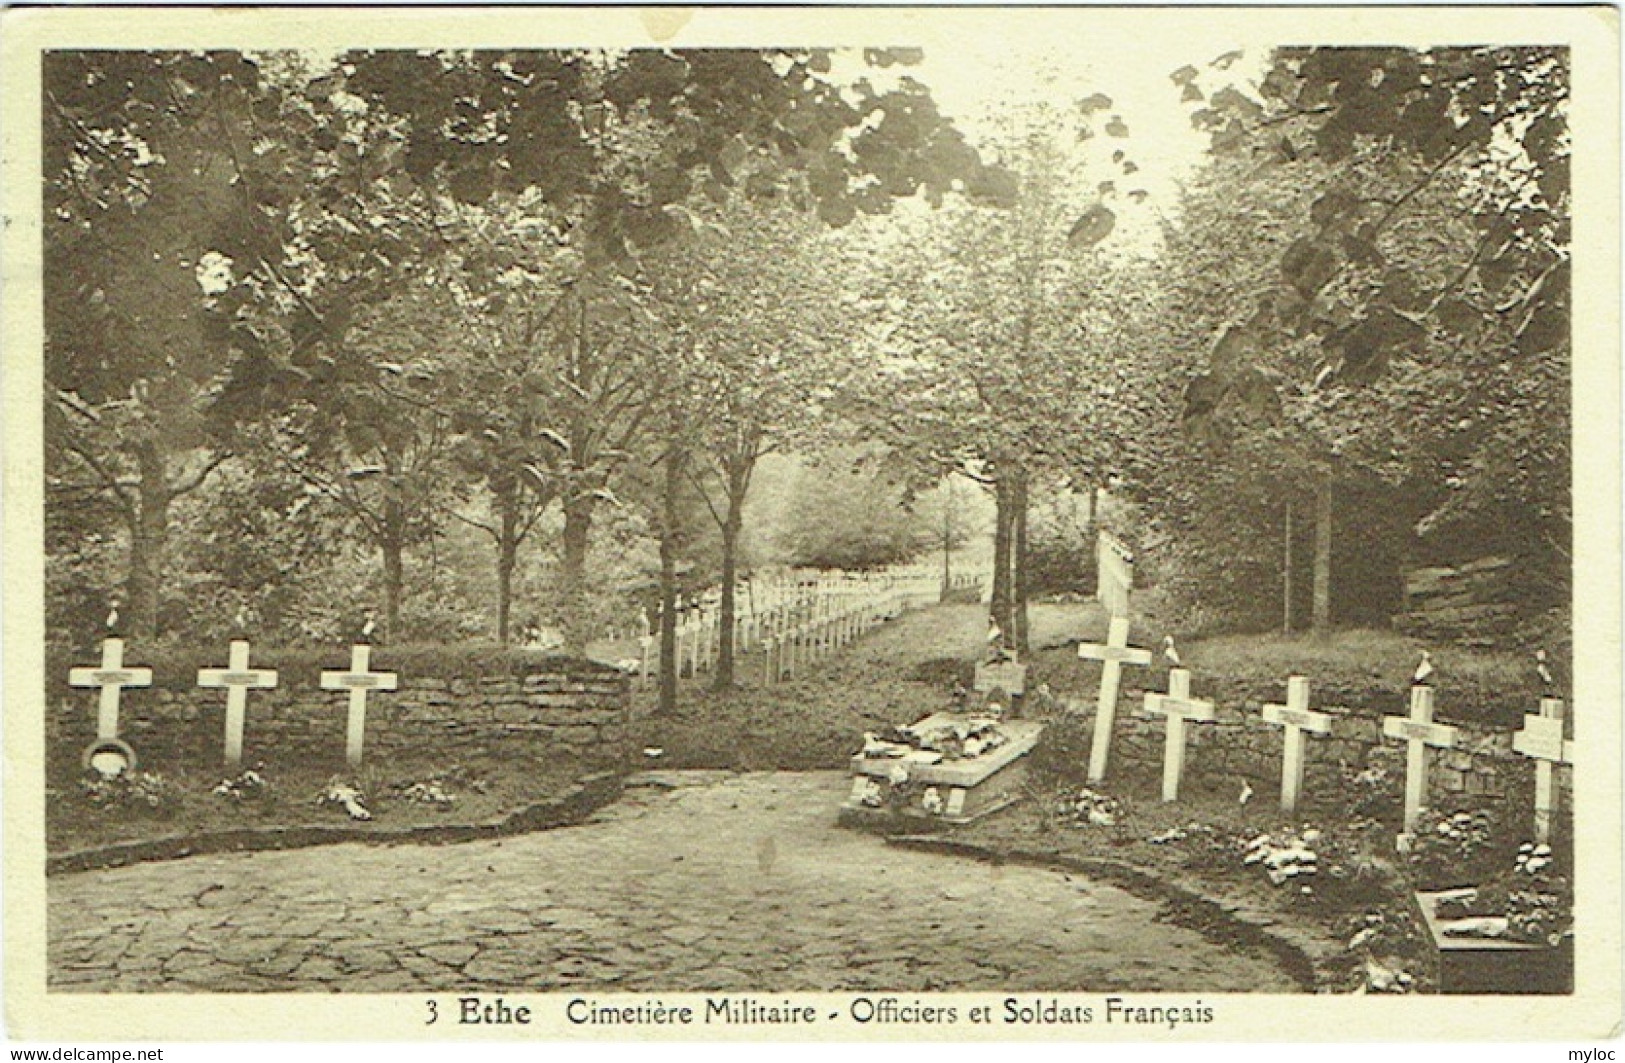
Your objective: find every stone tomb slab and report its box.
[843,715,1044,825]
[1415,889,1572,994]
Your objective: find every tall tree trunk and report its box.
[559,490,595,653]
[657,445,685,716]
[1012,467,1030,656]
[940,476,953,601]
[990,473,1013,647]
[381,488,406,642]
[124,443,171,641]
[713,462,748,692]
[495,483,520,644]
[1312,476,1333,633]
[1283,500,1294,635]
[1082,481,1098,593]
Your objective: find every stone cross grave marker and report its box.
[1262,676,1332,813]
[320,643,399,767]
[1513,697,1572,843]
[198,639,278,766]
[69,637,152,741]
[1078,616,1151,783]
[1382,686,1458,838]
[1143,667,1215,802]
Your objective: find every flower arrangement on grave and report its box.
[399,780,455,808]
[1434,843,1572,946]
[389,764,487,809]
[1057,787,1123,827]
[1343,911,1422,994]
[1242,828,1323,890]
[316,777,372,820]
[212,767,269,802]
[80,770,179,816]
[859,717,1009,764]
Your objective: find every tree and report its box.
[44,52,261,639]
[644,201,854,688]
[245,278,464,638]
[844,100,1154,653]
[338,48,1004,653]
[1158,46,1570,635]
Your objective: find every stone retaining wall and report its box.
[48,665,630,769]
[1078,695,1564,809]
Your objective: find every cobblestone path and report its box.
[50,771,1299,993]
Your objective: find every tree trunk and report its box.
[1312,476,1332,633]
[713,462,748,692]
[1012,468,1030,656]
[123,443,171,641]
[559,490,595,653]
[381,538,403,642]
[381,488,406,642]
[1283,500,1294,635]
[495,485,520,644]
[657,445,685,716]
[990,473,1013,648]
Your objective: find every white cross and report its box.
[1143,667,1215,802]
[1262,676,1332,813]
[197,639,278,766]
[69,638,152,741]
[320,644,398,767]
[637,634,654,687]
[1513,697,1572,843]
[1382,686,1458,837]
[1077,616,1151,782]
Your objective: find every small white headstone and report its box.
[320,643,398,767]
[1077,616,1152,783]
[1513,697,1571,844]
[69,638,152,741]
[198,639,278,766]
[1143,667,1215,802]
[1382,686,1458,839]
[1261,676,1332,813]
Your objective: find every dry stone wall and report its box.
[47,661,630,770]
[1096,694,1559,809]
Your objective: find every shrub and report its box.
[1026,712,1094,791]
[1406,804,1514,890]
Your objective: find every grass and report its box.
[1024,614,1543,729]
[46,744,602,856]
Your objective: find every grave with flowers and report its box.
[841,642,1043,825]
[1403,692,1574,994]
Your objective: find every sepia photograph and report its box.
[3,3,1619,1044]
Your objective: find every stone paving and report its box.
[49,771,1299,993]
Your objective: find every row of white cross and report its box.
[70,638,396,768]
[628,572,963,686]
[1078,617,1572,843]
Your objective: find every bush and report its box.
[1026,712,1094,791]
[1406,804,1515,890]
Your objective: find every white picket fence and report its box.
[619,562,989,687]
